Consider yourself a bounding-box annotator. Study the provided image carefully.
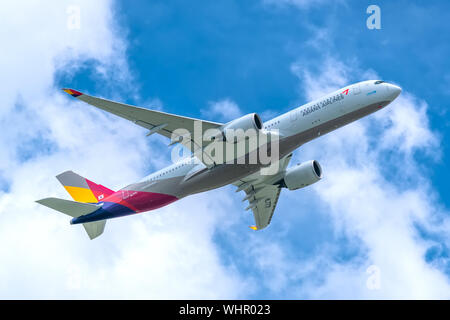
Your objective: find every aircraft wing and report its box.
[233,153,292,230]
[62,89,223,164]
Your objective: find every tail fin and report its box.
[56,170,114,203]
[36,197,106,240]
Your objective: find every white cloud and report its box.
[201,99,242,122]
[291,56,353,100]
[374,93,439,158]
[0,1,247,299]
[246,56,450,298]
[2,1,449,300]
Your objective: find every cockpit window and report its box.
[374,80,385,84]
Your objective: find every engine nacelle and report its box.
[282,160,322,190]
[211,113,263,143]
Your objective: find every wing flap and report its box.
[62,89,223,162]
[234,153,293,230]
[247,185,281,230]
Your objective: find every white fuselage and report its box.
[129,80,401,198]
[41,80,402,233]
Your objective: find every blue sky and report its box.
[1,0,449,299]
[61,0,450,203]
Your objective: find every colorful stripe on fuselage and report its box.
[70,190,178,224]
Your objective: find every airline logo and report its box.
[62,88,83,97]
[302,93,345,117]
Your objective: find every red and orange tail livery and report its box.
[56,170,114,203]
[62,88,83,97]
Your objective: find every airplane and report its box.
[37,80,401,239]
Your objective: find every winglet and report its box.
[249,225,258,231]
[62,88,83,97]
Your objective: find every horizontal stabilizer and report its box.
[36,198,106,239]
[36,197,100,218]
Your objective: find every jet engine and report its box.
[280,160,323,190]
[211,113,263,143]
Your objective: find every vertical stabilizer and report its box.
[56,170,114,203]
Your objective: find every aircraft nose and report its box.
[386,83,402,101]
